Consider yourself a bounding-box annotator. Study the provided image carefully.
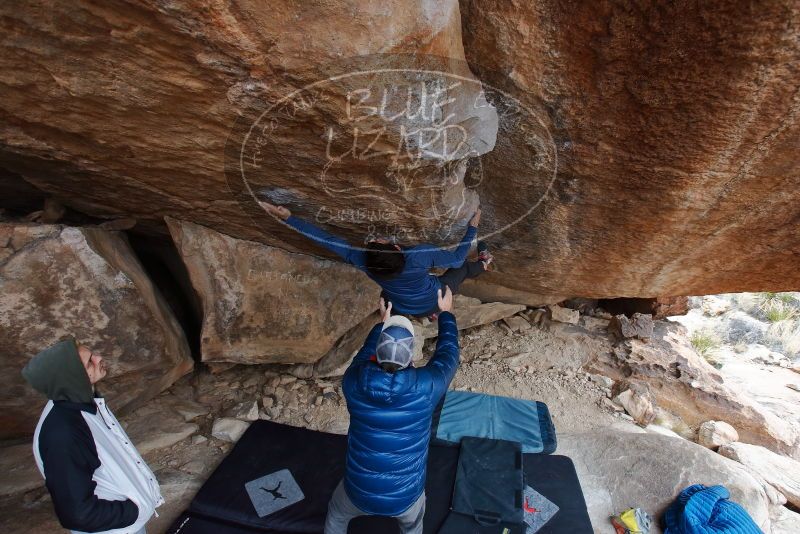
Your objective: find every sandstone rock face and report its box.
[167,218,378,364]
[0,223,193,439]
[1,1,798,302]
[559,432,772,533]
[719,442,800,508]
[588,321,800,459]
[460,0,800,299]
[0,444,43,497]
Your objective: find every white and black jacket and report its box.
[32,398,164,534]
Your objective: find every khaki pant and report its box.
[324,480,426,534]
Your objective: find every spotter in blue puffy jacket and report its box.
[341,311,460,517]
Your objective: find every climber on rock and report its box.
[258,201,493,318]
[22,338,163,534]
[323,289,460,534]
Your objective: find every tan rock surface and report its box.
[588,320,800,459]
[460,0,800,298]
[1,1,797,301]
[0,223,193,439]
[719,442,800,508]
[167,218,378,364]
[560,432,772,533]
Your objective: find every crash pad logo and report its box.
[226,54,557,250]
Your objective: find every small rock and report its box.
[211,418,250,443]
[273,387,287,401]
[593,309,613,319]
[613,385,656,425]
[303,413,314,423]
[180,459,207,475]
[264,376,281,391]
[287,363,314,379]
[589,374,614,388]
[314,395,324,406]
[608,313,654,340]
[549,304,579,325]
[701,295,731,316]
[225,400,259,422]
[262,396,275,409]
[502,315,531,333]
[601,397,624,412]
[504,352,532,367]
[279,375,297,385]
[191,435,208,445]
[698,421,739,449]
[579,315,610,333]
[242,375,261,388]
[525,308,547,326]
[166,397,210,422]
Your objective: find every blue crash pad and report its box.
[432,391,556,454]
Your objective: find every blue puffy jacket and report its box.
[342,311,460,516]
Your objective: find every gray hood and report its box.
[22,337,94,403]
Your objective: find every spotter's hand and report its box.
[380,297,393,322]
[437,286,453,313]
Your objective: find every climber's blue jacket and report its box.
[664,484,763,534]
[341,311,460,516]
[285,216,477,316]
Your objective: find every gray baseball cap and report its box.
[376,315,415,369]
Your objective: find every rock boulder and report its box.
[698,421,739,450]
[718,442,800,508]
[0,223,193,439]
[1,0,798,301]
[167,218,378,364]
[559,432,772,533]
[588,321,800,460]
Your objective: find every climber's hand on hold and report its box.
[469,208,482,228]
[438,286,453,313]
[380,297,392,322]
[258,201,291,220]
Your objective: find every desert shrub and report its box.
[760,297,798,323]
[691,329,720,356]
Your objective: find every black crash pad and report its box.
[166,420,592,534]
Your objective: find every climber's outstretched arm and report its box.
[409,209,481,269]
[259,201,366,267]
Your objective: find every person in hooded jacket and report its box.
[22,338,163,534]
[324,287,460,534]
